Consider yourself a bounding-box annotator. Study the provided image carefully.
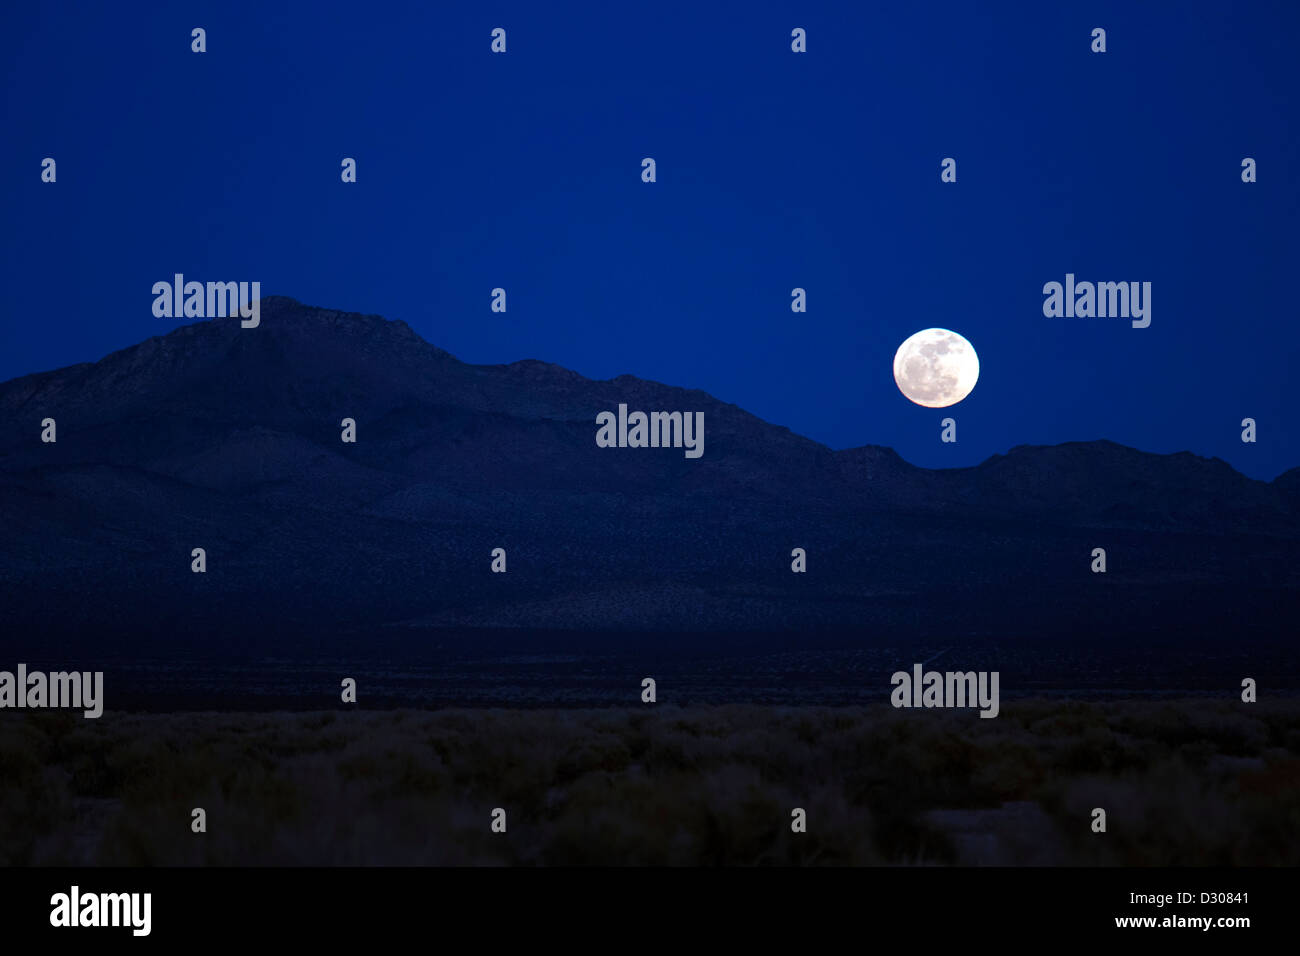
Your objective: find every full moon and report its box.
[892,328,980,408]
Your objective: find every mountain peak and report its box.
[0,297,1292,513]
[1,296,1297,640]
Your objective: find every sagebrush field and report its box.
[2,699,1297,866]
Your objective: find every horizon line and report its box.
[3,294,1294,484]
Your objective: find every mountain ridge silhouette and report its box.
[1,296,1296,641]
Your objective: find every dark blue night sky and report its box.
[3,0,1297,478]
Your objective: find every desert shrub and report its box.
[3,699,1298,865]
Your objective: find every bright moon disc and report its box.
[892,328,980,408]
